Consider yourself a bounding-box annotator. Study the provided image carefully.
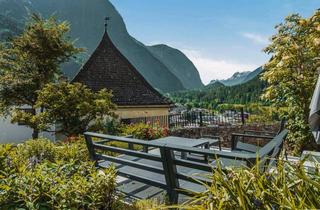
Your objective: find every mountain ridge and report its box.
[170,66,266,107]
[0,0,204,92]
[210,66,263,87]
[147,44,204,90]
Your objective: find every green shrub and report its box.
[9,138,89,166]
[0,139,117,210]
[112,199,164,210]
[103,117,123,135]
[15,139,57,162]
[121,122,169,140]
[177,159,320,210]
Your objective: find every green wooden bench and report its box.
[84,129,288,204]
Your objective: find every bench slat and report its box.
[176,172,212,186]
[166,143,255,160]
[96,154,165,175]
[173,159,213,172]
[93,143,162,162]
[116,170,168,190]
[85,132,165,148]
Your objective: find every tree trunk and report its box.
[31,108,39,139]
[32,129,39,139]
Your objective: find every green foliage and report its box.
[103,117,123,135]
[0,139,117,209]
[218,103,287,124]
[170,75,266,109]
[127,200,164,210]
[24,82,117,137]
[177,159,320,210]
[261,10,320,153]
[0,13,83,138]
[121,122,169,140]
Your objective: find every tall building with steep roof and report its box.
[72,29,172,120]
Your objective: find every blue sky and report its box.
[110,0,319,84]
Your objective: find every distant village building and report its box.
[72,29,172,120]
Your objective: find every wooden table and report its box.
[200,137,221,150]
[152,136,216,159]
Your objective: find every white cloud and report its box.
[181,49,258,85]
[242,33,269,45]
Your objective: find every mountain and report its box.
[215,71,251,86]
[210,67,263,86]
[205,80,225,89]
[0,14,22,40]
[205,75,266,104]
[170,67,266,107]
[0,0,204,92]
[147,44,204,89]
[242,67,264,84]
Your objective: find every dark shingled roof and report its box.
[72,31,171,106]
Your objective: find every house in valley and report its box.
[72,28,172,122]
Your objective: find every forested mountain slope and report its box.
[0,0,204,92]
[170,69,266,108]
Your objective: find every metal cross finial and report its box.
[105,17,111,31]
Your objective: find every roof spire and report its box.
[105,17,111,32]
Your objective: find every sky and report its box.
[110,0,319,84]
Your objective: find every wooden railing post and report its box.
[84,134,96,161]
[125,135,134,150]
[128,143,134,150]
[241,107,245,125]
[231,135,237,151]
[199,111,203,127]
[160,146,179,204]
[143,145,149,153]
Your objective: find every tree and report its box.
[0,14,82,138]
[261,10,320,153]
[29,82,116,137]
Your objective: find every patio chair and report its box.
[243,118,286,136]
[211,129,288,170]
[231,118,286,153]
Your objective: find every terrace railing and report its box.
[121,109,247,128]
[121,115,169,127]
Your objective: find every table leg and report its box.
[143,145,148,153]
[181,151,187,159]
[204,142,210,161]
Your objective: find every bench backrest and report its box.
[277,118,286,135]
[84,130,288,204]
[256,130,288,170]
[257,130,288,157]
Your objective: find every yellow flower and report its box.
[283,55,290,60]
[314,38,320,46]
[276,61,284,68]
[298,20,307,26]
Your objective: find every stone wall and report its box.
[169,123,279,148]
